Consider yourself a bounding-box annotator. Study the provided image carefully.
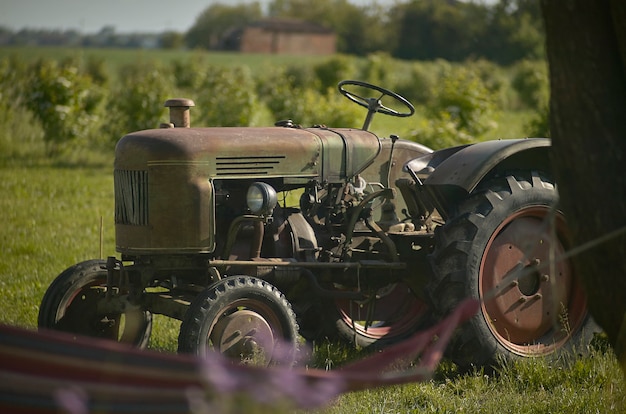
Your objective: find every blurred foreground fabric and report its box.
[0,299,478,413]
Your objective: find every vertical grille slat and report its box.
[115,170,148,226]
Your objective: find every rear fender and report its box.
[406,138,551,219]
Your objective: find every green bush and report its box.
[409,65,498,149]
[258,63,364,130]
[105,61,174,143]
[194,65,261,127]
[511,61,550,138]
[0,58,29,135]
[171,53,208,91]
[0,57,46,162]
[465,59,508,109]
[316,87,364,128]
[24,58,104,155]
[284,63,320,90]
[261,83,362,129]
[526,104,550,138]
[511,59,549,110]
[410,114,475,150]
[359,52,396,88]
[394,60,442,106]
[1,49,546,158]
[256,66,301,123]
[432,66,497,136]
[84,56,109,87]
[313,55,358,92]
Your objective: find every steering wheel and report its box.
[338,80,415,130]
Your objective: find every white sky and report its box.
[0,0,399,34]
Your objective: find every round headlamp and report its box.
[246,182,277,216]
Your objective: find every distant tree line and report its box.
[186,0,544,65]
[0,26,176,49]
[0,0,543,65]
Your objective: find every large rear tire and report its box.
[178,276,299,365]
[428,172,598,368]
[38,259,152,347]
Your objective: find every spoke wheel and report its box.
[178,276,299,365]
[38,259,152,347]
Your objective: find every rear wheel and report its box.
[178,276,299,365]
[332,281,430,348]
[428,172,597,368]
[38,259,152,347]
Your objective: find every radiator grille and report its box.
[114,170,148,226]
[215,156,285,176]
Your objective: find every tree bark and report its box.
[540,0,626,364]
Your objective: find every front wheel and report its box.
[428,172,598,369]
[178,276,299,365]
[38,259,152,347]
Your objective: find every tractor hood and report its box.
[114,125,380,254]
[115,126,381,184]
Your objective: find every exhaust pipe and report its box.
[161,98,195,128]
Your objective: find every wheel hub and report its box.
[517,265,541,296]
[211,310,275,363]
[480,211,583,355]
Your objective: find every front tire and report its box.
[178,275,299,365]
[38,259,152,347]
[428,172,596,368]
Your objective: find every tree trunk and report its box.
[540,0,626,364]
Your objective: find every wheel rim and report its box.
[208,299,284,365]
[335,282,429,340]
[56,279,145,344]
[479,206,588,357]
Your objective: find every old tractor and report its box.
[38,80,596,368]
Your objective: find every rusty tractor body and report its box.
[39,81,596,368]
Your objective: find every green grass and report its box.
[0,165,114,326]
[318,351,626,413]
[0,45,327,75]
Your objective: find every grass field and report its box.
[0,45,327,71]
[1,46,624,412]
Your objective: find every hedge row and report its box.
[0,53,549,157]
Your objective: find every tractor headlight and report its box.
[246,182,277,216]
